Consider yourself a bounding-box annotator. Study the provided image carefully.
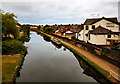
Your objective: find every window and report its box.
[106,23,114,27]
[107,35,111,38]
[86,25,89,30]
[88,34,90,40]
[119,25,120,31]
[92,25,95,29]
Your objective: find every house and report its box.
[63,30,74,39]
[57,25,67,35]
[75,24,84,39]
[55,30,61,35]
[76,17,120,45]
[39,25,44,31]
[16,23,21,31]
[30,26,38,30]
[50,25,58,32]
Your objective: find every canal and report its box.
[16,31,106,83]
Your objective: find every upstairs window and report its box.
[86,25,89,30]
[119,25,120,31]
[92,25,95,29]
[106,23,114,27]
[107,35,111,38]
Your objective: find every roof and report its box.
[119,22,120,25]
[84,17,118,25]
[17,23,21,26]
[65,31,73,34]
[90,25,112,34]
[71,25,78,29]
[106,38,120,41]
[55,30,59,32]
[74,24,84,33]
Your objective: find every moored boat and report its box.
[51,37,61,45]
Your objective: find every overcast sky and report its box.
[1,0,120,25]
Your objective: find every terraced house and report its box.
[76,17,120,46]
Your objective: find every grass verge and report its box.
[2,54,25,82]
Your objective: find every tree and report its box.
[38,25,41,30]
[43,25,50,30]
[19,25,30,42]
[44,27,53,34]
[2,40,27,54]
[22,25,30,37]
[2,10,19,39]
[55,24,57,26]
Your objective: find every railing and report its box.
[110,70,120,81]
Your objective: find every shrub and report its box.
[18,33,30,43]
[2,40,27,55]
[44,27,53,34]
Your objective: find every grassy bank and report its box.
[2,54,25,82]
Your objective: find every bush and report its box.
[18,33,30,43]
[2,40,27,55]
[44,27,53,34]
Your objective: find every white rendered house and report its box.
[76,17,120,45]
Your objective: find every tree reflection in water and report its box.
[73,53,111,84]
[43,35,51,42]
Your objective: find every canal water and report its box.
[16,31,106,83]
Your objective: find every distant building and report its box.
[30,26,38,30]
[16,23,21,31]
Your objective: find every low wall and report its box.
[51,34,102,56]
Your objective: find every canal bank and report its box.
[31,29,120,83]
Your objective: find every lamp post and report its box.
[65,28,67,38]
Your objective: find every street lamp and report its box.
[65,28,67,38]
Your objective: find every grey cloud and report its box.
[118,1,120,21]
[1,1,119,24]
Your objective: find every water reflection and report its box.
[51,42,62,49]
[43,35,51,42]
[73,53,111,83]
[63,48,66,51]
[16,32,100,82]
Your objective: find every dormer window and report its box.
[106,23,114,27]
[92,25,95,29]
[86,25,89,30]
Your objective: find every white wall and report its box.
[88,34,110,45]
[76,30,84,41]
[93,19,119,32]
[88,34,119,45]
